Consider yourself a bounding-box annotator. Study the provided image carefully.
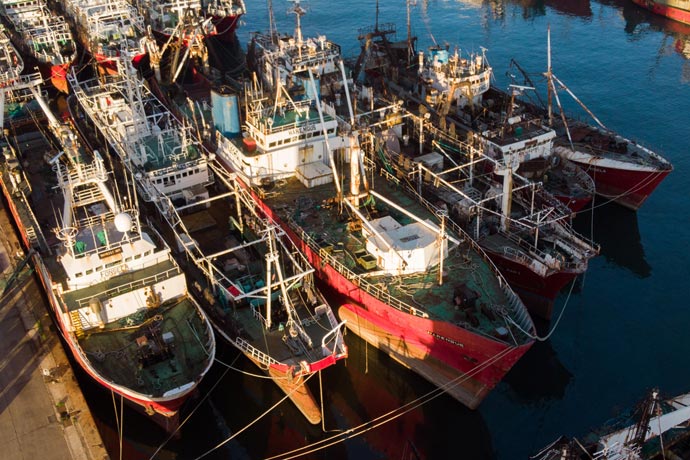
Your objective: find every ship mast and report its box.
[546,25,553,127]
[267,0,277,44]
[288,0,305,45]
[407,0,413,66]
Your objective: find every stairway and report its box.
[69,311,84,339]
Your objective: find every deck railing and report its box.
[74,265,181,309]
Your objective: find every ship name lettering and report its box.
[427,331,464,348]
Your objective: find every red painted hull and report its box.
[484,249,579,321]
[50,63,71,94]
[570,160,672,211]
[94,52,147,76]
[250,190,533,409]
[0,176,192,433]
[555,193,593,213]
[632,0,690,26]
[210,14,242,41]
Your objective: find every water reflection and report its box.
[573,199,652,278]
[503,337,573,403]
[455,0,595,19]
[606,0,690,81]
[543,0,592,18]
[325,333,494,459]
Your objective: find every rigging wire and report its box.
[111,389,123,460]
[214,354,289,379]
[263,344,518,460]
[192,372,319,460]
[504,275,577,342]
[148,354,237,459]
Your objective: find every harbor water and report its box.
[64,0,690,458]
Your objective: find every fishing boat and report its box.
[0,85,216,433]
[69,60,348,424]
[130,0,246,89]
[631,0,690,26]
[348,23,597,319]
[371,106,599,321]
[0,24,23,87]
[353,23,595,213]
[169,5,537,405]
[246,0,342,100]
[461,85,596,213]
[509,29,673,211]
[0,0,76,93]
[198,61,536,409]
[58,0,149,75]
[532,388,690,459]
[130,0,245,45]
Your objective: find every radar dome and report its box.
[114,212,133,233]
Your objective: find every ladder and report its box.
[69,311,84,339]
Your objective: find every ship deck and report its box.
[178,196,345,367]
[259,168,529,343]
[0,119,214,404]
[78,297,212,398]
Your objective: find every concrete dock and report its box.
[0,203,109,460]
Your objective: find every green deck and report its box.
[260,169,530,344]
[79,298,213,397]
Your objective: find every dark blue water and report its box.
[76,1,690,459]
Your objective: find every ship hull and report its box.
[50,62,71,94]
[483,249,579,321]
[209,318,339,425]
[555,194,592,213]
[338,305,530,408]
[566,157,671,211]
[0,171,193,433]
[251,192,532,409]
[632,0,690,26]
[146,13,241,47]
[250,357,323,425]
[210,14,242,41]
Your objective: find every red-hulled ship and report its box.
[0,84,215,432]
[202,80,536,408]
[552,126,673,211]
[0,0,76,93]
[373,109,599,321]
[351,25,595,214]
[155,1,536,408]
[512,28,673,211]
[632,0,690,26]
[69,59,348,425]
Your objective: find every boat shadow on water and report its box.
[501,335,573,403]
[572,198,651,279]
